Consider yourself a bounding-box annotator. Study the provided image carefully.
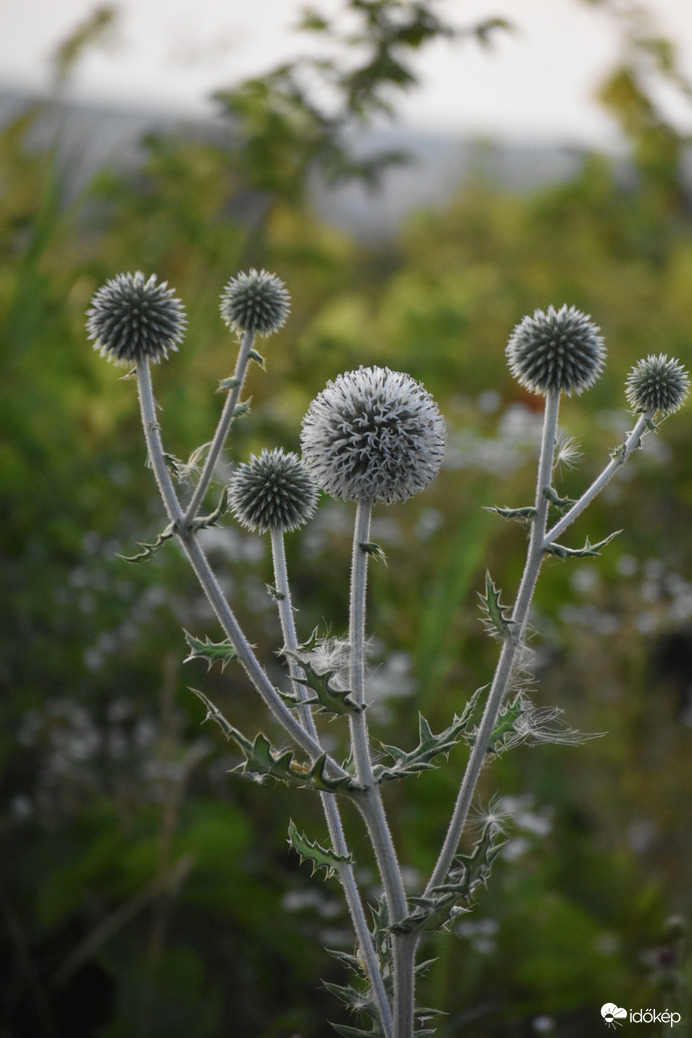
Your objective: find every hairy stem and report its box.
[349,500,413,1037]
[425,388,561,896]
[270,528,393,1038]
[136,361,346,773]
[183,328,255,523]
[544,410,653,546]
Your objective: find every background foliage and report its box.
[1,2,691,1035]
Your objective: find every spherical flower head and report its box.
[506,304,606,396]
[86,271,186,366]
[625,353,690,416]
[219,268,290,336]
[300,366,446,505]
[228,448,317,534]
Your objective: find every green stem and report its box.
[270,528,393,1038]
[425,388,561,896]
[349,500,413,1038]
[183,328,255,523]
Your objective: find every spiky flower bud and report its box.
[219,269,290,336]
[228,448,317,534]
[300,366,446,505]
[625,354,690,416]
[506,305,606,396]
[87,272,186,366]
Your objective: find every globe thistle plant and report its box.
[87,271,186,366]
[220,268,290,336]
[506,304,606,396]
[89,270,689,1038]
[300,366,446,505]
[228,448,318,534]
[625,353,690,416]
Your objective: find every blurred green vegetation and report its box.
[2,2,692,1036]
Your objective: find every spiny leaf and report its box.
[391,819,505,935]
[118,521,176,563]
[189,486,229,533]
[485,693,526,756]
[542,486,577,511]
[233,399,251,418]
[544,529,621,560]
[373,695,485,783]
[265,582,286,602]
[485,504,536,522]
[287,820,354,879]
[359,541,387,564]
[217,375,241,392]
[183,630,239,671]
[478,571,515,641]
[194,702,360,793]
[248,348,265,367]
[281,633,362,716]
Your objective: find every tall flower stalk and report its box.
[87,271,688,1037]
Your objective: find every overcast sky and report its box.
[4,0,692,146]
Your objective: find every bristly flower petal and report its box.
[506,305,606,396]
[87,271,186,366]
[300,366,446,505]
[625,353,690,416]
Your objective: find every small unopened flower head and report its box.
[219,268,290,336]
[506,304,606,396]
[625,353,690,416]
[87,271,186,366]
[228,448,317,534]
[300,366,446,505]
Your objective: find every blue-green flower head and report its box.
[228,448,317,534]
[506,305,606,396]
[220,269,290,336]
[87,271,186,366]
[625,354,690,416]
[300,366,446,505]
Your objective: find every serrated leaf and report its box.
[287,819,354,879]
[118,521,177,563]
[544,529,621,560]
[281,632,362,716]
[183,630,239,671]
[189,486,229,533]
[485,504,536,522]
[542,485,577,511]
[359,541,387,564]
[485,693,525,756]
[265,582,286,602]
[217,375,241,392]
[478,571,515,641]
[391,819,504,934]
[248,348,265,367]
[233,399,251,418]
[193,701,360,793]
[373,694,485,783]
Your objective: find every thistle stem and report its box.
[270,528,393,1038]
[349,499,413,1038]
[544,410,653,547]
[136,361,346,773]
[425,388,561,896]
[183,328,255,523]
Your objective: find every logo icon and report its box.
[601,1003,627,1029]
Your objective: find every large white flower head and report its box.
[300,366,446,505]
